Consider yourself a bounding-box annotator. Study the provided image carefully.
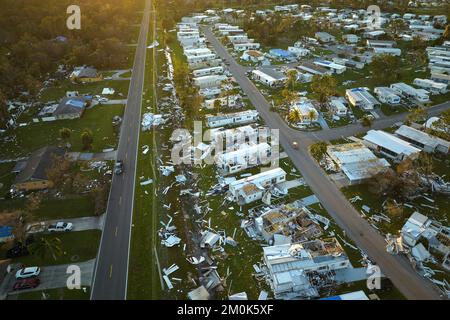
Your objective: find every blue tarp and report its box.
[0,226,13,238]
[320,295,342,300]
[269,49,293,58]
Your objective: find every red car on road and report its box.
[13,278,40,291]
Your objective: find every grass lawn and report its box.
[334,280,405,300]
[380,103,409,116]
[8,230,101,267]
[0,104,124,158]
[39,79,130,103]
[0,162,15,196]
[13,287,90,300]
[127,16,162,300]
[33,196,95,220]
[119,70,132,78]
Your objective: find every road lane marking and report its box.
[125,153,128,160]
[115,227,118,237]
[119,196,122,205]
[109,265,113,278]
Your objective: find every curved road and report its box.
[203,26,448,300]
[90,0,151,300]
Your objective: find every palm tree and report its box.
[213,99,221,113]
[29,236,63,261]
[308,109,317,123]
[288,108,303,124]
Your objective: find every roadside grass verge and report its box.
[13,287,90,300]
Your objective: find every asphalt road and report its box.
[90,0,151,300]
[203,26,447,300]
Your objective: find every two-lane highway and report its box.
[90,0,151,300]
[202,26,445,300]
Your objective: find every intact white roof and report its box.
[395,125,450,149]
[363,130,421,156]
[230,167,286,190]
[217,143,270,163]
[339,290,370,300]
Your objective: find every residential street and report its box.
[90,0,151,300]
[202,26,446,300]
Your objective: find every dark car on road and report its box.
[13,278,40,291]
[114,160,124,175]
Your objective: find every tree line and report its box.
[0,0,142,125]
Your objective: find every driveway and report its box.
[1,259,95,299]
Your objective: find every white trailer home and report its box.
[395,125,450,154]
[326,142,391,185]
[313,60,346,74]
[186,53,217,65]
[184,47,211,57]
[328,97,348,116]
[390,82,430,103]
[192,66,224,77]
[203,94,241,109]
[206,110,259,128]
[177,31,203,47]
[413,78,447,95]
[216,142,272,174]
[374,87,401,105]
[228,167,286,205]
[345,88,380,110]
[372,47,402,56]
[193,74,227,89]
[315,32,336,43]
[233,42,260,51]
[227,34,249,43]
[287,47,310,58]
[363,130,421,162]
[252,68,286,87]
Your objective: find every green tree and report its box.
[407,107,427,123]
[213,99,221,113]
[81,129,94,151]
[361,115,373,127]
[310,75,337,107]
[370,54,401,83]
[387,19,408,38]
[310,141,328,162]
[59,127,72,144]
[285,69,297,92]
[288,108,302,123]
[0,90,8,126]
[308,109,317,123]
[29,236,63,261]
[444,25,450,40]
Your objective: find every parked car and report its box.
[6,244,29,259]
[5,236,34,258]
[13,278,40,291]
[15,267,41,279]
[98,97,109,103]
[48,222,73,232]
[114,160,124,175]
